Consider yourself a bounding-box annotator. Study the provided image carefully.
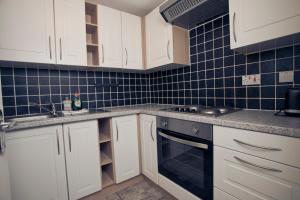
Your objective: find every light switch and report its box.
[279,71,294,83]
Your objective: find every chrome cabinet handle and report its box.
[68,127,71,152]
[167,40,170,60]
[150,120,154,141]
[158,131,208,150]
[233,12,237,42]
[233,139,282,151]
[49,36,52,59]
[56,129,60,155]
[102,44,104,63]
[59,38,62,60]
[234,156,282,172]
[116,122,119,142]
[125,48,128,66]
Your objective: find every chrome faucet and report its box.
[29,101,58,117]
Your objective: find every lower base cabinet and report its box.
[214,146,300,200]
[214,188,239,200]
[112,115,140,183]
[6,125,68,200]
[5,120,101,200]
[140,114,158,184]
[64,121,101,200]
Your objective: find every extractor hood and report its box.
[160,0,228,29]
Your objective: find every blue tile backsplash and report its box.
[149,14,300,110]
[1,13,300,117]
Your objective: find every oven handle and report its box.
[158,131,208,150]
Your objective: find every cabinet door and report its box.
[0,144,11,200]
[214,146,300,200]
[229,0,300,49]
[0,0,55,64]
[98,5,123,68]
[121,12,143,70]
[112,115,140,183]
[54,0,87,66]
[140,114,158,183]
[64,120,101,200]
[145,7,173,69]
[6,126,68,200]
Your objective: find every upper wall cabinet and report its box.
[98,5,143,69]
[98,5,123,68]
[0,0,87,65]
[229,0,300,53]
[145,7,190,69]
[121,12,143,70]
[0,0,56,64]
[54,0,87,66]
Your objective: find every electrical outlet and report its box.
[242,74,261,86]
[279,71,293,83]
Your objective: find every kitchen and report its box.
[0,0,300,200]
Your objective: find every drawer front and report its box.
[214,126,300,168]
[214,146,300,200]
[214,188,239,200]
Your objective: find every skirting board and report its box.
[158,174,200,200]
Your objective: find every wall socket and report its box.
[242,74,261,86]
[279,71,294,83]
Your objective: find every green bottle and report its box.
[72,91,82,111]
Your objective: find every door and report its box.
[98,5,123,68]
[64,120,101,200]
[0,130,11,200]
[214,146,300,200]
[229,0,300,49]
[145,7,173,69]
[140,114,158,183]
[54,0,87,66]
[121,12,143,70]
[112,115,140,183]
[6,126,68,200]
[0,0,55,64]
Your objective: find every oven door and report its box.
[157,128,213,200]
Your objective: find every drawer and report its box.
[214,146,300,200]
[214,188,239,200]
[214,126,300,168]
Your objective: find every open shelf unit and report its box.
[98,118,115,188]
[85,2,99,66]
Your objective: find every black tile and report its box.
[247,87,259,98]
[261,86,275,98]
[3,97,15,107]
[213,18,222,28]
[14,68,26,76]
[261,73,275,85]
[236,88,246,98]
[276,57,293,71]
[261,50,275,61]
[16,106,29,115]
[1,76,14,86]
[4,107,16,117]
[276,46,293,58]
[247,53,259,63]
[197,26,204,35]
[248,99,260,109]
[14,76,27,85]
[261,60,275,73]
[204,22,212,32]
[15,86,27,96]
[235,54,246,65]
[224,66,234,77]
[1,68,13,76]
[235,65,246,76]
[276,85,289,98]
[247,63,259,75]
[190,29,196,37]
[236,98,246,108]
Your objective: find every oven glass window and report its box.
[157,130,213,200]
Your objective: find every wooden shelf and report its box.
[102,170,114,188]
[101,152,112,166]
[99,134,111,144]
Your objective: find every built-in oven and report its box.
[157,117,213,200]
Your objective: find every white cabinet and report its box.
[140,114,158,183]
[98,5,143,69]
[0,0,87,65]
[63,120,101,200]
[54,0,87,66]
[0,0,55,64]
[214,188,239,200]
[0,143,11,200]
[5,125,68,200]
[112,115,140,183]
[98,5,123,68]
[121,12,143,69]
[145,7,189,69]
[229,0,300,52]
[214,146,300,200]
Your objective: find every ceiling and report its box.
[89,0,166,16]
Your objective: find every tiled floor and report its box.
[82,176,176,200]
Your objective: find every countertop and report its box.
[6,104,300,139]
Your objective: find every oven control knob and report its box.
[192,128,199,135]
[162,121,168,127]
